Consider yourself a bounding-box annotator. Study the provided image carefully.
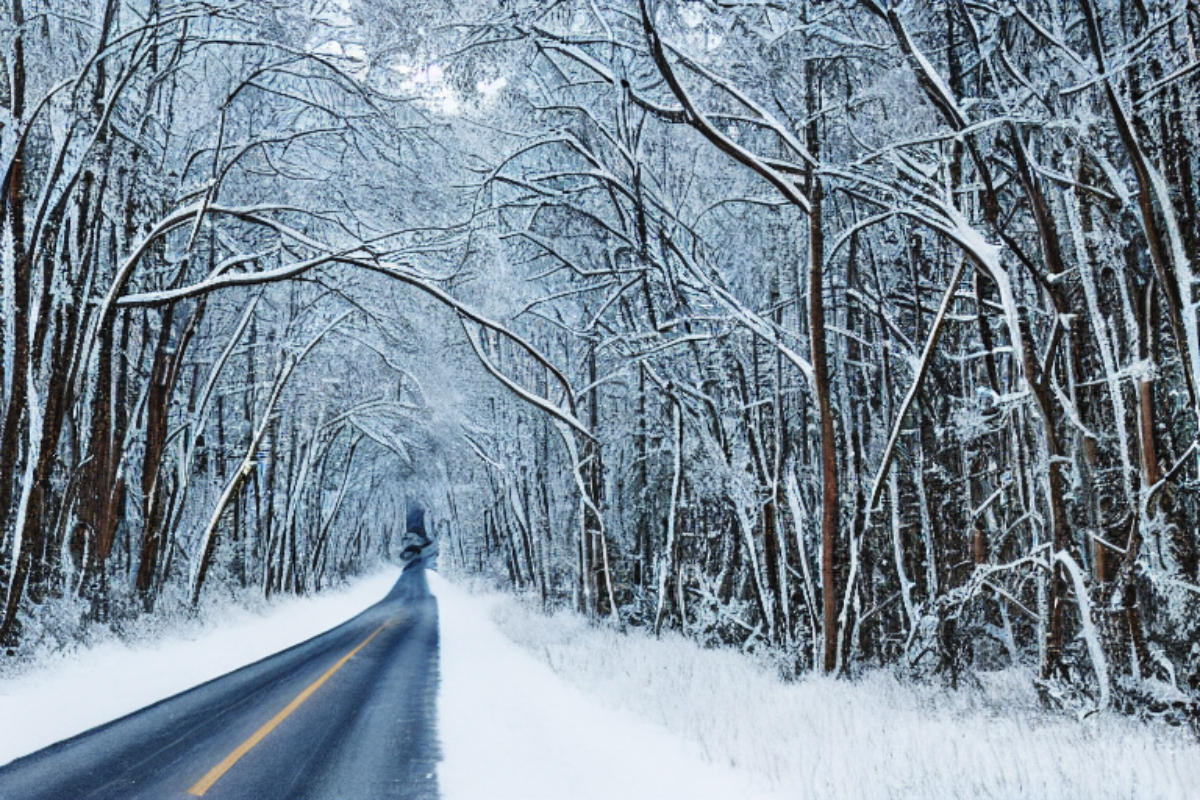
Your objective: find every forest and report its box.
[1,0,1199,725]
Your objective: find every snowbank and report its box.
[429,572,779,800]
[0,568,403,766]
[486,591,1200,800]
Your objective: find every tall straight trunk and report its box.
[535,394,552,604]
[580,344,614,617]
[135,305,177,599]
[519,472,539,596]
[80,317,123,567]
[800,49,839,670]
[260,418,278,598]
[635,364,649,588]
[501,498,523,588]
[765,277,789,645]
[1136,286,1162,490]
[654,399,684,635]
[736,355,777,642]
[1068,157,1136,584]
[882,343,917,635]
[0,0,29,565]
[1018,309,1072,680]
[1009,126,1080,681]
[0,313,69,641]
[278,423,298,595]
[809,173,839,674]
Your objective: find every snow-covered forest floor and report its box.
[1,569,770,799]
[432,572,777,799]
[488,588,1200,800]
[4,567,1197,799]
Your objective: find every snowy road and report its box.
[0,563,439,800]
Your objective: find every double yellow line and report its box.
[188,619,394,796]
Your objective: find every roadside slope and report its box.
[480,587,1200,800]
[431,572,781,800]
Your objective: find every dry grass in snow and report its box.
[491,595,1198,800]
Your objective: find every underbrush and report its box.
[0,557,389,681]
[490,593,1198,800]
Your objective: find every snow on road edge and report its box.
[2,566,779,800]
[0,567,402,766]
[429,571,781,800]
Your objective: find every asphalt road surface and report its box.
[0,562,440,800]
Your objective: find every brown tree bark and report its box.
[136,300,205,603]
[0,0,30,570]
[809,173,840,674]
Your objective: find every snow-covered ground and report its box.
[3,568,1195,799]
[430,572,777,800]
[0,567,775,799]
[487,592,1200,800]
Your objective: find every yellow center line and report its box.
[187,619,394,796]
